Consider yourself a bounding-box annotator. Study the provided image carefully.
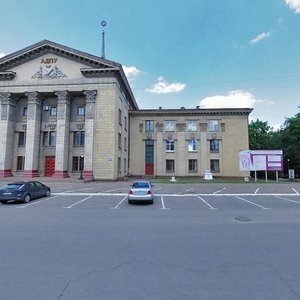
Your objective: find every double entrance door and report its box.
[45,156,55,177]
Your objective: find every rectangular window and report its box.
[22,107,28,117]
[73,131,85,146]
[188,159,198,173]
[72,156,84,171]
[49,131,56,146]
[118,157,121,174]
[124,137,127,151]
[118,109,122,125]
[210,139,219,153]
[145,120,154,132]
[188,139,197,152]
[210,159,220,173]
[50,106,57,116]
[124,116,127,130]
[43,131,56,146]
[145,139,154,163]
[18,132,26,146]
[165,121,175,132]
[166,159,175,172]
[188,121,197,132]
[166,140,174,152]
[118,133,122,149]
[17,156,25,171]
[209,120,219,132]
[77,106,85,116]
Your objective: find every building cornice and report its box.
[129,108,253,116]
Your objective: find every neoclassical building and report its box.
[0,40,252,180]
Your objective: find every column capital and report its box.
[83,90,97,103]
[55,91,71,105]
[0,92,17,106]
[25,91,42,105]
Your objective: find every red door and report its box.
[45,156,55,177]
[145,163,154,175]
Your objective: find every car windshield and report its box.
[132,182,150,189]
[4,184,24,190]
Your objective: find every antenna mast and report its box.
[101,20,107,59]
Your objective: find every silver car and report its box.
[128,181,154,204]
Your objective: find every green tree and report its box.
[249,119,274,150]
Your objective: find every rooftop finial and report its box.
[101,20,107,59]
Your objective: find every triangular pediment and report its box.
[0,39,119,71]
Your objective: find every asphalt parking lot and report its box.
[1,180,300,300]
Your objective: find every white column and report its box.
[83,90,97,180]
[0,92,17,177]
[23,92,42,177]
[53,91,71,178]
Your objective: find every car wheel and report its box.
[0,201,8,204]
[148,199,153,205]
[128,200,133,204]
[23,194,31,203]
[46,189,51,197]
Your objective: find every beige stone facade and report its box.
[129,109,252,178]
[0,40,252,180]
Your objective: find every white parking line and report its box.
[292,188,299,194]
[213,188,226,194]
[18,195,59,208]
[275,196,300,204]
[235,196,270,209]
[110,196,128,209]
[197,196,217,209]
[63,195,94,208]
[254,188,260,194]
[185,188,195,192]
[160,196,170,210]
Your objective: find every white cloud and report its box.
[250,32,271,45]
[145,76,186,94]
[123,66,142,81]
[285,0,300,13]
[199,90,257,109]
[0,53,6,58]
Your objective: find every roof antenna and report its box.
[101,20,107,59]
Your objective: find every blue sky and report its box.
[0,0,300,128]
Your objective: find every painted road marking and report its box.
[110,196,128,209]
[213,188,226,194]
[292,188,299,194]
[275,196,300,204]
[197,196,217,209]
[254,188,260,194]
[160,196,170,210]
[63,195,94,208]
[18,195,59,208]
[235,196,270,210]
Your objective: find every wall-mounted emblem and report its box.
[32,65,67,79]
[32,58,67,79]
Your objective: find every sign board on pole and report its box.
[239,150,283,171]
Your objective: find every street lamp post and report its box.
[79,155,84,180]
